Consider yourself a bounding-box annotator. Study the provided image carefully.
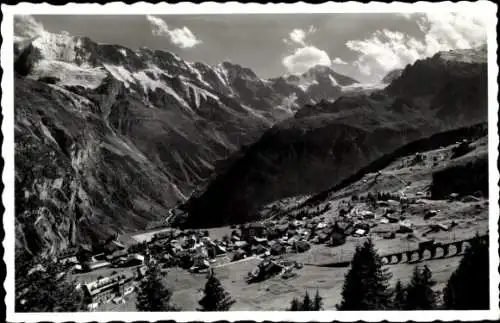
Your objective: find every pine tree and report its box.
[136,263,178,311]
[301,290,313,310]
[337,239,393,310]
[289,297,300,311]
[392,280,406,310]
[15,252,84,312]
[313,290,324,311]
[444,234,489,310]
[198,271,236,311]
[404,265,437,310]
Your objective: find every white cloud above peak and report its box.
[146,15,201,49]
[283,46,331,74]
[282,25,348,74]
[346,11,487,82]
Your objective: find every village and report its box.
[46,135,489,311]
[54,173,487,311]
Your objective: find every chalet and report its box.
[57,251,79,266]
[81,272,135,306]
[127,254,145,266]
[92,253,107,261]
[316,222,328,230]
[106,249,128,262]
[234,241,248,249]
[103,240,126,254]
[84,260,112,272]
[252,236,269,245]
[202,238,227,256]
[353,228,367,237]
[359,210,375,219]
[232,248,247,261]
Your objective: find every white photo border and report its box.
[2,1,499,322]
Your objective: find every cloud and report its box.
[282,46,332,74]
[332,57,348,65]
[289,29,307,46]
[146,15,201,49]
[285,25,317,46]
[346,11,487,81]
[14,15,46,40]
[282,26,336,74]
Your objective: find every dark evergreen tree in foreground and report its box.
[288,290,323,311]
[198,270,235,311]
[313,290,324,311]
[289,297,301,311]
[337,239,393,310]
[15,252,84,312]
[136,263,178,311]
[392,280,406,310]
[404,265,437,310]
[301,290,313,310]
[444,234,489,310]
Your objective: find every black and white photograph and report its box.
[2,2,499,321]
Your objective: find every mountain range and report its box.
[14,29,368,254]
[13,29,487,254]
[183,45,487,228]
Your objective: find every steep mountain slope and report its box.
[183,46,488,228]
[14,29,359,255]
[15,76,182,254]
[381,68,403,84]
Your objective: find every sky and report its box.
[17,13,487,83]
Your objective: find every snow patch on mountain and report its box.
[32,32,89,65]
[103,63,195,115]
[328,75,338,86]
[30,60,107,89]
[118,48,127,57]
[183,80,220,108]
[276,93,300,115]
[102,64,135,87]
[213,64,231,87]
[297,79,318,92]
[185,61,212,88]
[341,82,387,91]
[239,104,274,125]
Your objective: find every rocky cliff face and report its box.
[14,29,359,255]
[184,46,488,228]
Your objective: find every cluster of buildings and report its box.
[57,240,146,275]
[148,230,231,272]
[56,240,149,310]
[78,271,138,310]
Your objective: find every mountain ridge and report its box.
[14,28,363,255]
[182,45,488,228]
